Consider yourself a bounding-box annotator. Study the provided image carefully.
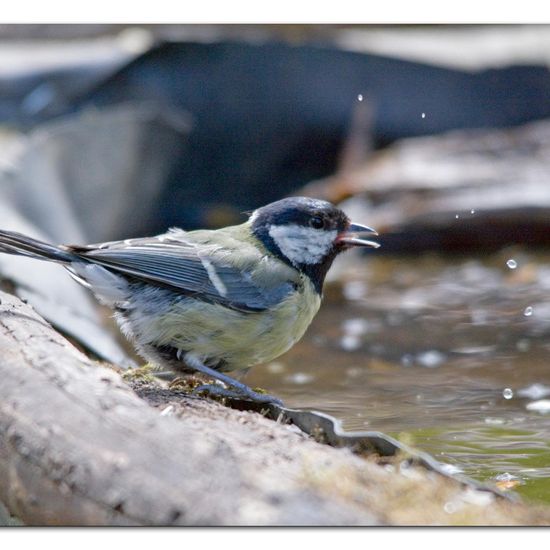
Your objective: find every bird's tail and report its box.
[0,229,75,264]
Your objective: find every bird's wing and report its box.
[68,233,296,312]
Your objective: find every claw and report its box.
[181,353,284,406]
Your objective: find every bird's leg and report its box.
[183,354,283,405]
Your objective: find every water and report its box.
[246,250,550,505]
[503,388,514,399]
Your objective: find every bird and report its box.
[0,196,379,405]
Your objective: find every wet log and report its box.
[0,290,380,525]
[2,290,550,526]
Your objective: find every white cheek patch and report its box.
[268,224,337,265]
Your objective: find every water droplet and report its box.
[357,94,363,102]
[484,417,505,425]
[455,214,459,219]
[421,112,426,119]
[267,362,286,374]
[416,350,446,368]
[506,259,517,269]
[503,388,514,400]
[518,383,550,400]
[340,334,361,351]
[526,399,550,413]
[342,318,369,336]
[470,209,475,214]
[440,464,463,475]
[524,306,533,317]
[285,372,314,385]
[495,472,517,482]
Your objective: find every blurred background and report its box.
[1,24,550,504]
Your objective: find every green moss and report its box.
[168,376,203,392]
[122,364,157,383]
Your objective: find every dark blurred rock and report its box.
[3,40,550,230]
[0,103,190,363]
[73,43,550,230]
[5,102,190,243]
[303,118,550,253]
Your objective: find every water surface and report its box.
[247,249,550,504]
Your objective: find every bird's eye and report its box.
[309,216,325,229]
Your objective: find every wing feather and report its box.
[70,234,295,312]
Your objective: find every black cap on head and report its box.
[250,197,352,293]
[251,197,350,233]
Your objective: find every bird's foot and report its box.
[193,383,283,406]
[182,354,284,406]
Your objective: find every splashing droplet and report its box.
[285,372,314,385]
[518,383,550,400]
[524,306,533,317]
[416,350,446,368]
[342,318,369,336]
[484,417,505,425]
[526,400,550,413]
[440,464,463,475]
[503,388,514,400]
[506,259,517,269]
[495,472,517,482]
[357,94,363,102]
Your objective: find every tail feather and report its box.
[0,229,75,264]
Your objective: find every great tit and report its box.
[0,196,379,404]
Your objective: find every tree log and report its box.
[0,290,379,525]
[1,290,549,525]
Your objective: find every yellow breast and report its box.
[149,276,321,370]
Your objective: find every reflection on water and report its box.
[246,250,550,504]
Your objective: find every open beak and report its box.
[337,222,380,248]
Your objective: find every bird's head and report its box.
[250,197,379,293]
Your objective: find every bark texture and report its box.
[1,290,549,526]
